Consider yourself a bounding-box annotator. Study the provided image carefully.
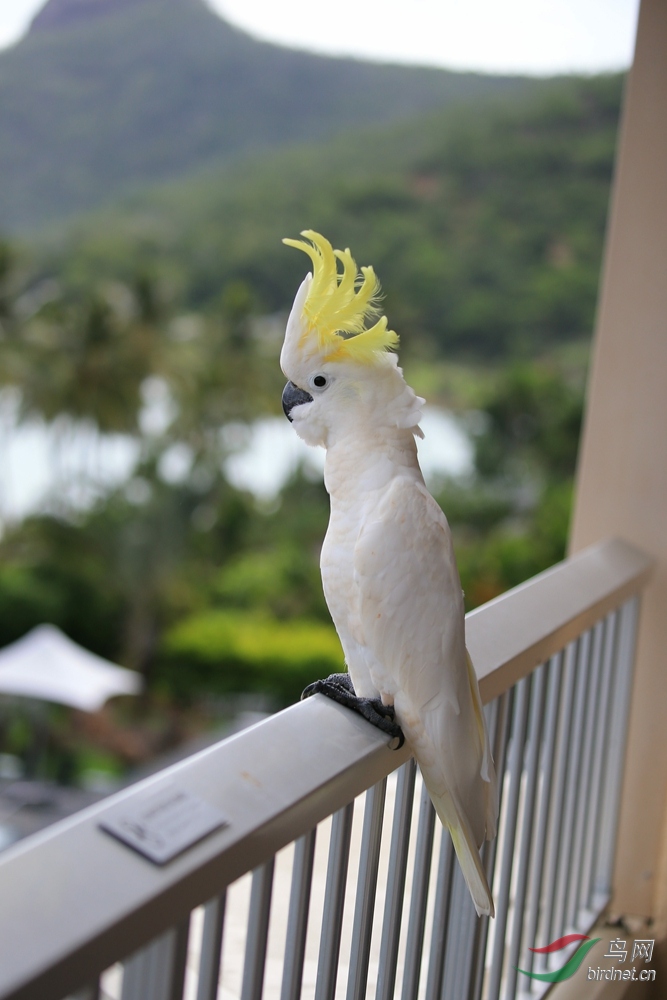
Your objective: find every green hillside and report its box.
[37,71,622,359]
[0,0,531,231]
[0,63,622,762]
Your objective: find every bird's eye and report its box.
[312,375,327,388]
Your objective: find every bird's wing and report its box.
[353,475,471,742]
[353,475,496,915]
[353,477,494,828]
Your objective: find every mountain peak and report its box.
[2,0,529,232]
[29,0,170,35]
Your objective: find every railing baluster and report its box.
[551,636,591,941]
[400,783,436,1000]
[589,611,621,905]
[504,664,547,999]
[566,623,604,931]
[315,802,355,1000]
[241,859,276,1000]
[486,676,531,1000]
[580,617,615,914]
[441,868,476,1000]
[423,832,454,1000]
[170,917,191,1000]
[69,981,100,1000]
[440,869,463,999]
[594,601,639,899]
[469,693,512,1000]
[521,653,563,982]
[121,916,190,1000]
[122,940,159,1000]
[347,780,387,1000]
[375,759,417,1000]
[281,829,318,1000]
[434,688,514,1000]
[196,891,227,1000]
[468,842,494,1000]
[539,642,578,964]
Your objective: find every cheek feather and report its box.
[291,406,328,448]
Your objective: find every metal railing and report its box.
[0,538,653,1000]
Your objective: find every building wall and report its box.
[569,0,667,919]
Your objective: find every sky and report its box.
[0,0,640,75]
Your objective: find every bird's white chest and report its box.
[321,500,389,699]
[320,500,365,639]
[320,482,405,698]
[319,433,423,698]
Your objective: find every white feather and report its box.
[319,443,497,917]
[280,245,498,917]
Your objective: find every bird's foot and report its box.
[301,673,405,749]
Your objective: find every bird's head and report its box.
[280,231,423,448]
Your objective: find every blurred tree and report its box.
[27,74,620,362]
[0,468,256,673]
[473,363,583,479]
[164,291,283,464]
[161,609,342,705]
[11,282,159,432]
[437,361,584,609]
[153,467,332,702]
[0,240,15,336]
[0,70,609,751]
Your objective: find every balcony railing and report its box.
[0,537,653,1000]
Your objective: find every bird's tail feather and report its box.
[431,791,495,918]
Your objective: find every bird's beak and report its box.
[282,381,313,421]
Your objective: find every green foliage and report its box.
[6,288,157,431]
[438,360,584,609]
[0,58,611,760]
[214,546,328,622]
[0,455,333,691]
[0,239,15,327]
[0,0,529,231]
[161,610,343,703]
[435,481,513,532]
[473,364,584,478]
[32,73,621,361]
[455,479,575,609]
[0,469,258,669]
[0,565,65,648]
[0,515,123,655]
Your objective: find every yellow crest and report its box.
[283,230,399,364]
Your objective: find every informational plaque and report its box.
[100,785,228,864]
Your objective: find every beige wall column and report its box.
[569,0,667,917]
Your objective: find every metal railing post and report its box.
[281,830,317,1000]
[196,892,226,1000]
[121,917,190,1000]
[241,859,276,1000]
[314,803,355,1000]
[346,781,387,1000]
[375,760,417,1000]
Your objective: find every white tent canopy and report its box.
[0,624,142,712]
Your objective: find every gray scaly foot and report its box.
[301,672,405,748]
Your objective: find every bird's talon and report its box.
[301,676,405,747]
[301,672,354,702]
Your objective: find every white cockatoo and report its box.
[280,231,498,917]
